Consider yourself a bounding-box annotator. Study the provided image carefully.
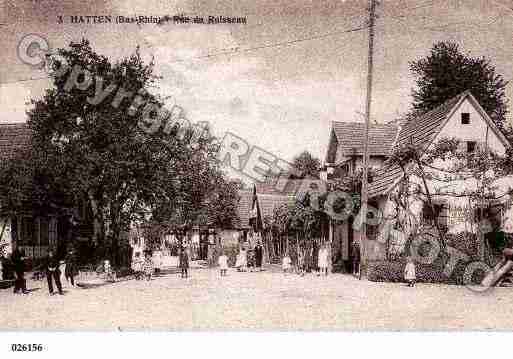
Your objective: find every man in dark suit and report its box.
[179,247,189,278]
[254,242,263,271]
[44,250,63,295]
[12,247,29,294]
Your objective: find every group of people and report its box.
[131,247,190,280]
[41,249,79,295]
[2,246,79,296]
[282,243,331,276]
[132,251,160,281]
[234,243,263,273]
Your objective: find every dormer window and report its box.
[461,113,470,124]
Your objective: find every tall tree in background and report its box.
[410,41,509,130]
[291,151,321,179]
[27,39,229,264]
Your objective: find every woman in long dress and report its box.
[240,247,247,272]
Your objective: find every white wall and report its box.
[434,98,506,155]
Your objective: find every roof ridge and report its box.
[0,122,29,126]
[332,120,396,127]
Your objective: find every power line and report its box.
[2,24,369,86]
[172,24,369,62]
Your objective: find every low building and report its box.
[0,123,94,262]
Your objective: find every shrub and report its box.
[368,251,490,286]
[368,229,495,285]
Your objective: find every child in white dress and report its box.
[218,252,228,277]
[143,255,153,281]
[318,245,328,276]
[104,259,115,282]
[282,253,292,274]
[404,257,416,287]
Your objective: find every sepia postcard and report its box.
[2,0,513,353]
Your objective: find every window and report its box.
[467,141,477,153]
[461,113,470,124]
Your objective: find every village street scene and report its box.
[2,0,513,334]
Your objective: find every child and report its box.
[104,259,115,282]
[282,253,292,274]
[218,251,228,277]
[132,252,143,280]
[318,245,328,277]
[143,254,153,281]
[404,257,416,287]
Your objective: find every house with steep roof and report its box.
[365,90,513,261]
[323,121,399,271]
[324,121,399,179]
[323,91,513,269]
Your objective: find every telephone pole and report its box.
[359,0,376,273]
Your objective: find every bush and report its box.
[367,252,490,285]
[368,230,495,285]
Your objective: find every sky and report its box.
[1,0,513,170]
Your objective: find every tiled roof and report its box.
[0,123,31,161]
[255,178,322,198]
[331,121,398,158]
[234,189,296,228]
[368,91,468,198]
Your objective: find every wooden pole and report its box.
[360,0,376,271]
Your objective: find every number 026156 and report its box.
[11,344,44,352]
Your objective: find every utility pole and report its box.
[359,0,376,274]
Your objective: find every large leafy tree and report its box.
[27,39,228,263]
[291,150,321,179]
[410,41,509,130]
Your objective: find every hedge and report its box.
[368,231,500,285]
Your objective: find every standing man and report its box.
[45,250,63,295]
[12,246,28,294]
[179,246,189,278]
[65,249,78,287]
[254,242,263,272]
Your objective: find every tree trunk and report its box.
[88,191,105,244]
[414,154,446,250]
